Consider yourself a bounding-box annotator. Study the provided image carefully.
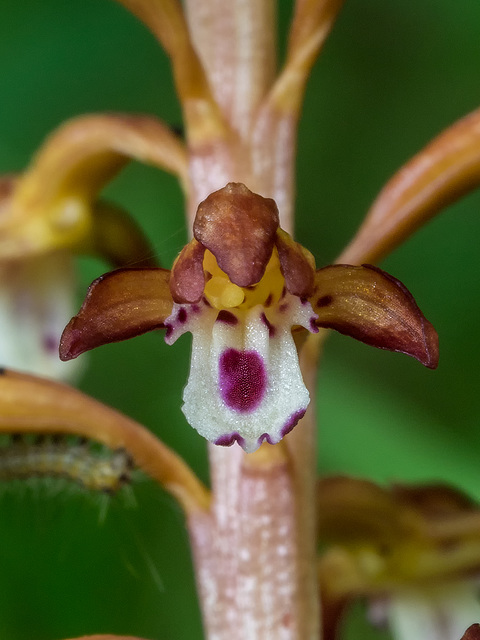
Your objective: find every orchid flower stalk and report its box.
[0,2,480,640]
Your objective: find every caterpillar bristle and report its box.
[0,434,134,494]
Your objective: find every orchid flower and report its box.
[0,115,185,379]
[318,476,480,640]
[0,1,480,640]
[59,181,437,453]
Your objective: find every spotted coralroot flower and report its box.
[60,182,438,453]
[0,114,184,380]
[317,477,480,640]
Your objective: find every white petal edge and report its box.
[165,295,317,452]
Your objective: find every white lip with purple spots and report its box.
[164,294,318,453]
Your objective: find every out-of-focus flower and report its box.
[317,477,480,640]
[0,114,187,380]
[59,182,438,452]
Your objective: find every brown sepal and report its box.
[462,625,480,640]
[312,264,439,368]
[169,238,206,303]
[193,183,279,287]
[60,268,172,360]
[275,228,315,297]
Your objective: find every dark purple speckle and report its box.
[219,348,267,412]
[261,312,276,338]
[279,302,289,313]
[281,409,306,438]
[215,432,246,448]
[164,324,173,339]
[216,310,238,325]
[316,295,333,308]
[177,308,188,323]
[264,293,273,307]
[280,286,287,299]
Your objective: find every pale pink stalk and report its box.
[177,2,342,637]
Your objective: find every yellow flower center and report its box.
[202,249,285,311]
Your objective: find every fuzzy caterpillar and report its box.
[0,434,134,494]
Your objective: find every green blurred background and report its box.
[0,1,480,638]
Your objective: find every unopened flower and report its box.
[60,182,438,453]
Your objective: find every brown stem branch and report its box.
[0,369,210,513]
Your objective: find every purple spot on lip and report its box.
[219,348,267,412]
[215,432,246,448]
[279,302,289,313]
[261,312,276,338]
[177,308,188,323]
[264,293,273,307]
[216,310,238,325]
[164,324,173,339]
[281,409,306,437]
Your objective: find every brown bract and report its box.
[193,182,279,287]
[59,268,172,360]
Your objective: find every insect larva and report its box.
[0,434,134,494]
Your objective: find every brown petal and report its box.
[275,228,315,297]
[312,264,439,368]
[193,183,279,287]
[59,268,172,360]
[339,106,480,265]
[169,238,206,303]
[462,625,480,640]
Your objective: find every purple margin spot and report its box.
[216,310,238,325]
[164,324,173,339]
[261,312,276,338]
[281,409,306,438]
[215,432,246,448]
[257,432,275,445]
[219,348,267,413]
[177,308,188,323]
[309,317,319,333]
